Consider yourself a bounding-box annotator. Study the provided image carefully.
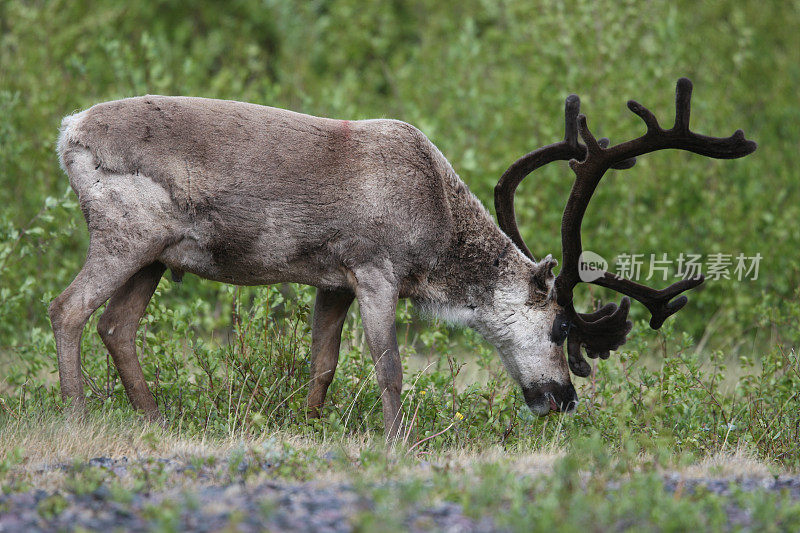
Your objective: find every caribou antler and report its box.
[556,78,756,374]
[495,95,634,259]
[496,78,757,377]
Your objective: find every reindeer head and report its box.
[472,251,576,415]
[494,78,756,415]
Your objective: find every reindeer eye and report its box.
[550,316,571,345]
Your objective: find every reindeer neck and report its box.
[412,166,535,320]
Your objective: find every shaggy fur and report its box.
[51,96,576,437]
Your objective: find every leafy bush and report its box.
[3,276,798,467]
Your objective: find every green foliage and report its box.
[8,433,800,530]
[0,446,26,495]
[36,493,69,521]
[1,0,798,348]
[3,281,798,467]
[63,464,107,496]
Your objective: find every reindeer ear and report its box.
[530,254,557,296]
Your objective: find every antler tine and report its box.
[674,77,692,132]
[566,298,632,376]
[495,96,635,260]
[591,272,705,329]
[553,113,604,308]
[555,78,757,367]
[563,94,581,148]
[627,100,662,133]
[576,114,602,155]
[616,78,757,161]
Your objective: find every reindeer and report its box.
[50,79,755,438]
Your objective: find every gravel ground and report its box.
[0,457,798,532]
[1,480,370,533]
[0,457,494,532]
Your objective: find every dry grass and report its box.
[0,413,234,467]
[680,449,778,478]
[0,412,565,481]
[2,412,786,496]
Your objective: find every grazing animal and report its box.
[50,78,755,438]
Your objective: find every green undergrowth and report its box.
[1,196,797,470]
[2,277,798,469]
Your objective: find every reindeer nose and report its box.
[523,381,578,415]
[547,382,578,412]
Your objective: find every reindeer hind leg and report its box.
[49,236,164,413]
[50,147,178,413]
[97,262,166,420]
[307,288,354,418]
